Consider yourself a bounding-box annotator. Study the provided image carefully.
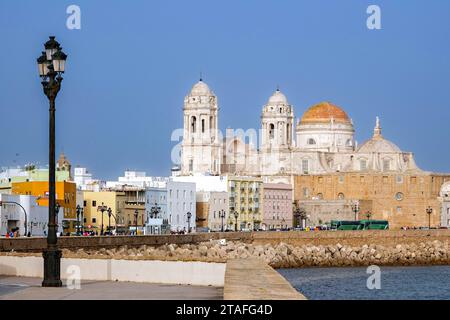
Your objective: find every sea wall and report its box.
[3,238,448,268]
[2,230,450,252]
[1,230,449,268]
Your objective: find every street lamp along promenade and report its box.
[134,209,139,235]
[218,209,226,232]
[76,205,83,236]
[426,206,433,230]
[351,202,360,221]
[37,36,67,287]
[186,211,192,233]
[97,203,108,236]
[234,211,239,232]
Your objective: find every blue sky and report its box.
[1,0,450,179]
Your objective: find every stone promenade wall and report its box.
[1,230,449,253]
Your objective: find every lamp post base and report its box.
[42,248,63,287]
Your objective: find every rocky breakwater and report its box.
[54,239,450,268]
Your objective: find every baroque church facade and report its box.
[180,79,450,229]
[180,79,421,179]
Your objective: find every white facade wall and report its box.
[172,175,227,192]
[145,187,168,234]
[166,181,196,232]
[106,171,168,189]
[0,194,62,237]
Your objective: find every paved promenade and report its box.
[224,258,306,300]
[0,276,222,300]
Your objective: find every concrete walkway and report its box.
[224,259,306,300]
[0,276,223,300]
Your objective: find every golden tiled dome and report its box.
[300,102,350,124]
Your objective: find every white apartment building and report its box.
[106,171,168,189]
[74,167,104,191]
[145,180,196,233]
[0,194,62,237]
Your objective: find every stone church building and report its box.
[179,79,450,228]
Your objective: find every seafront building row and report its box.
[1,79,450,236]
[0,159,293,235]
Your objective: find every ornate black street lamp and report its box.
[150,202,161,219]
[76,205,83,236]
[37,36,67,287]
[351,202,360,221]
[107,207,113,235]
[134,209,139,235]
[426,206,433,229]
[187,212,192,233]
[97,203,108,236]
[234,211,239,232]
[365,210,372,221]
[218,210,226,232]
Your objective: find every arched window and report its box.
[201,119,205,133]
[317,193,323,200]
[307,138,316,145]
[286,123,291,143]
[338,193,345,200]
[346,139,353,147]
[191,116,197,133]
[269,123,275,139]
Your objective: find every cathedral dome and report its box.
[190,79,211,96]
[300,102,350,124]
[357,117,402,153]
[268,89,288,105]
[357,138,401,153]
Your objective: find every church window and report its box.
[269,123,275,139]
[383,159,391,171]
[307,138,316,145]
[360,159,367,171]
[395,192,404,201]
[191,117,197,133]
[396,175,404,184]
[338,176,344,184]
[189,160,193,172]
[302,159,309,174]
[396,206,402,213]
[201,119,205,133]
[346,139,352,147]
[317,193,323,200]
[286,123,291,143]
[338,193,345,200]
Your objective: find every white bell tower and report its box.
[261,88,294,150]
[181,79,221,175]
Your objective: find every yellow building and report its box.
[228,176,263,231]
[11,181,77,232]
[82,189,146,235]
[294,173,450,229]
